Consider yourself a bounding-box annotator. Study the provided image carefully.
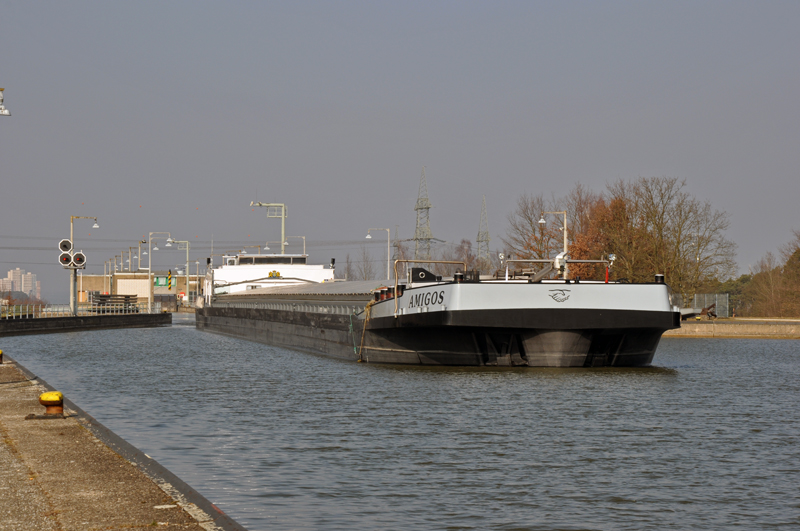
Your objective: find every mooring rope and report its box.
[348,311,360,358]
[355,301,375,362]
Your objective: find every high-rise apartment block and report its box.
[3,268,40,298]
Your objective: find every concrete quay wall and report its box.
[0,313,172,337]
[664,319,800,339]
[0,355,245,530]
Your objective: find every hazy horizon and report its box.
[2,1,798,302]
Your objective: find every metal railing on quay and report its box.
[1,302,163,319]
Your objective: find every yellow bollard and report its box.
[0,348,3,364]
[39,391,64,416]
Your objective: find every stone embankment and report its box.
[0,313,171,337]
[664,318,800,339]
[0,354,245,531]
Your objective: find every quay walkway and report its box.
[0,355,245,531]
[664,318,800,339]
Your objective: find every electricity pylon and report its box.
[476,195,491,269]
[413,167,434,260]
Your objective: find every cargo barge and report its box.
[196,251,681,367]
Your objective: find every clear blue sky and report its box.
[1,1,798,301]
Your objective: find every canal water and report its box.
[3,316,799,530]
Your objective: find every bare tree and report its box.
[356,245,375,281]
[502,193,560,260]
[779,230,800,316]
[455,239,476,270]
[393,239,411,281]
[336,253,355,280]
[628,177,736,302]
[429,239,477,277]
[747,252,784,317]
[564,182,601,238]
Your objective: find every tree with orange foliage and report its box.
[504,178,736,299]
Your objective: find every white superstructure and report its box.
[206,253,335,296]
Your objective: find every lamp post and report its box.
[68,216,99,315]
[147,232,172,313]
[250,202,288,254]
[287,236,306,256]
[173,241,191,307]
[137,240,146,271]
[366,228,391,281]
[125,242,146,272]
[195,260,201,301]
[538,211,568,278]
[106,259,112,293]
[128,247,138,272]
[113,255,120,293]
[263,241,288,252]
[112,258,117,291]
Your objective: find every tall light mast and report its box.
[250,202,288,254]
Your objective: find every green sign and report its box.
[155,277,167,287]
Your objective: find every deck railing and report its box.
[211,300,361,316]
[0,302,162,319]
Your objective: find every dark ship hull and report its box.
[196,278,680,367]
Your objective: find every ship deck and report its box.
[213,280,389,303]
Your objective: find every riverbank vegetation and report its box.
[346,175,798,318]
[500,176,799,318]
[502,177,737,308]
[711,231,800,317]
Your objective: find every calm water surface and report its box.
[3,316,799,530]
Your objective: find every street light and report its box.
[173,241,192,306]
[147,232,172,312]
[366,228,391,280]
[263,241,288,252]
[67,216,99,315]
[287,236,306,256]
[251,202,288,254]
[137,240,146,270]
[539,211,569,278]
